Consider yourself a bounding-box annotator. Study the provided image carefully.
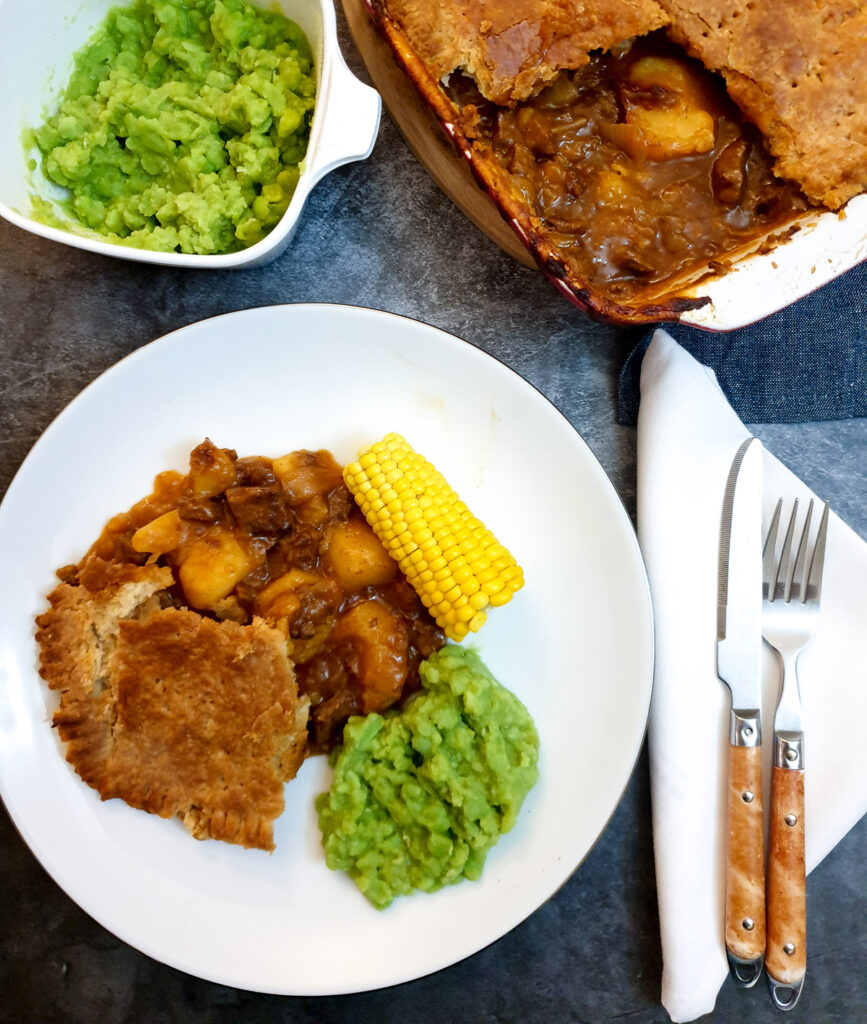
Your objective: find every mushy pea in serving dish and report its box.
[0,0,380,267]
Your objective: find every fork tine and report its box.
[805,501,830,604]
[779,499,799,602]
[763,498,783,589]
[791,500,814,603]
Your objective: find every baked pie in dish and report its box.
[362,0,866,322]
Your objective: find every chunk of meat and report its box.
[310,688,362,751]
[255,569,343,663]
[268,523,321,573]
[235,456,277,487]
[290,577,343,662]
[326,483,355,522]
[225,485,292,534]
[712,139,749,205]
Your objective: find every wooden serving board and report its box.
[341,0,536,268]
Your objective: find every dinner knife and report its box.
[716,437,765,987]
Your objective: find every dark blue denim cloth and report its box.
[617,261,867,426]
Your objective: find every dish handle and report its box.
[307,56,381,183]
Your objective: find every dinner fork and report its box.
[762,497,829,1011]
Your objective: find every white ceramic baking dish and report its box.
[350,0,865,331]
[0,0,381,268]
[675,196,867,330]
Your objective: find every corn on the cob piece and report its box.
[342,433,524,641]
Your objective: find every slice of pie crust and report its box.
[383,0,866,209]
[36,558,309,851]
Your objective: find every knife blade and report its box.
[717,436,765,987]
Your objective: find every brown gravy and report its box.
[65,440,445,752]
[448,32,811,302]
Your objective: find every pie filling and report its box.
[447,32,812,302]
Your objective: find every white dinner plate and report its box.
[0,304,653,995]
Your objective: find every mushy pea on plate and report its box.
[31,0,315,254]
[317,645,540,909]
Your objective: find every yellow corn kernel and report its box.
[343,432,524,641]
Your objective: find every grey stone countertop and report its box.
[1,14,864,1024]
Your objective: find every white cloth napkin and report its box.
[637,329,867,1023]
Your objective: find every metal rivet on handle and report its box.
[783,943,796,955]
[742,790,754,803]
[743,726,754,737]
[785,813,798,826]
[742,918,755,931]
[785,748,798,763]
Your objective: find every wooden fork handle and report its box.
[766,733,806,1010]
[724,739,766,983]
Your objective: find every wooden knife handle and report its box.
[766,760,806,1000]
[725,743,766,964]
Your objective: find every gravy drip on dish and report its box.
[70,440,445,752]
[448,33,811,301]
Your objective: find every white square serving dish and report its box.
[0,0,381,268]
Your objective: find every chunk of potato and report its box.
[332,599,409,713]
[131,509,183,555]
[628,56,702,103]
[296,494,330,527]
[325,518,397,590]
[188,439,237,498]
[254,568,320,620]
[272,450,343,506]
[594,165,633,206]
[620,55,716,161]
[625,105,715,160]
[178,528,263,610]
[255,570,341,662]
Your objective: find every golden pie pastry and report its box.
[36,558,308,851]
[386,0,669,103]
[658,0,866,210]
